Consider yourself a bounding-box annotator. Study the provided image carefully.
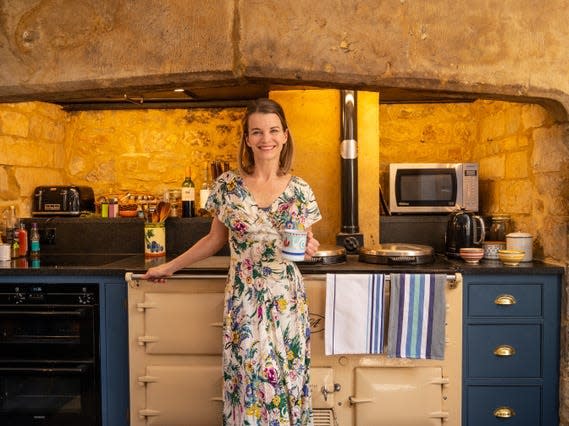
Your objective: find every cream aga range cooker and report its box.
[125,254,461,426]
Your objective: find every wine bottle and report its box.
[181,166,195,218]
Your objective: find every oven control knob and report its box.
[13,292,26,304]
[78,293,94,304]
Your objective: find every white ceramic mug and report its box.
[282,229,307,261]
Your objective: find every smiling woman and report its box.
[141,98,323,425]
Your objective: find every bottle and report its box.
[30,223,40,257]
[18,223,28,257]
[5,205,17,248]
[199,161,212,216]
[181,166,195,218]
[11,228,19,259]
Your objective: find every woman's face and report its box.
[245,112,288,164]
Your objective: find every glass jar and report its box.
[488,215,510,241]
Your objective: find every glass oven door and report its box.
[0,362,100,426]
[0,306,96,360]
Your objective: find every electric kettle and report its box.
[445,209,486,258]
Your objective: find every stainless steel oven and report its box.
[0,283,100,426]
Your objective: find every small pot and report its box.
[506,232,533,262]
[482,240,506,260]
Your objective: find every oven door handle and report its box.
[0,310,85,317]
[0,366,88,374]
[0,365,87,374]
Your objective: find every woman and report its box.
[141,98,321,425]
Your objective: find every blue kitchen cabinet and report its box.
[0,275,129,426]
[462,273,561,426]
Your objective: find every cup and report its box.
[482,240,506,260]
[0,243,10,261]
[144,223,166,257]
[282,229,307,261]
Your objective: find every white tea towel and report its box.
[325,273,385,355]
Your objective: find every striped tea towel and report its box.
[387,273,446,360]
[325,274,385,355]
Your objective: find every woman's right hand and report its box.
[140,264,172,283]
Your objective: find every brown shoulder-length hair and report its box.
[238,98,294,176]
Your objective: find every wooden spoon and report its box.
[159,202,171,222]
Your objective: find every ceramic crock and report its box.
[506,232,533,262]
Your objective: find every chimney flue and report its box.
[336,90,364,252]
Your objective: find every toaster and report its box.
[32,186,96,216]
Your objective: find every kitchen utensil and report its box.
[445,209,485,258]
[506,232,533,261]
[158,202,171,222]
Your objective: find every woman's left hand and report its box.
[305,229,320,259]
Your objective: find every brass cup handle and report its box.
[494,294,516,305]
[493,406,516,418]
[494,344,516,357]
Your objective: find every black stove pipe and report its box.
[337,90,364,252]
[340,90,359,233]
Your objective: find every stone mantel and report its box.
[1,1,569,120]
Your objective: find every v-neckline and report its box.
[238,173,293,210]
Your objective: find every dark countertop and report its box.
[0,253,564,277]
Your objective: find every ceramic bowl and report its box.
[482,241,506,259]
[459,247,485,264]
[498,249,525,266]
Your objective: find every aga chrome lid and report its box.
[301,245,347,265]
[358,243,435,264]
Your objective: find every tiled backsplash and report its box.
[20,217,229,257]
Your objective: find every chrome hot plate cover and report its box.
[359,243,435,265]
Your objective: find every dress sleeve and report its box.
[205,171,229,223]
[301,180,322,229]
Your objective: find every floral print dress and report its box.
[207,170,322,426]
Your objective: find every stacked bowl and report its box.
[459,247,485,264]
[497,249,525,266]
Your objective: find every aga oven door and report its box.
[0,362,100,426]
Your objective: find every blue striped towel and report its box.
[325,274,385,355]
[387,273,446,360]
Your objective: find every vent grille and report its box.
[313,408,335,426]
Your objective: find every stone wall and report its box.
[379,100,566,261]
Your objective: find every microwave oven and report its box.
[389,163,479,214]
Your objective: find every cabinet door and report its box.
[466,385,541,426]
[467,284,542,317]
[142,292,224,355]
[466,324,541,378]
[143,365,223,425]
